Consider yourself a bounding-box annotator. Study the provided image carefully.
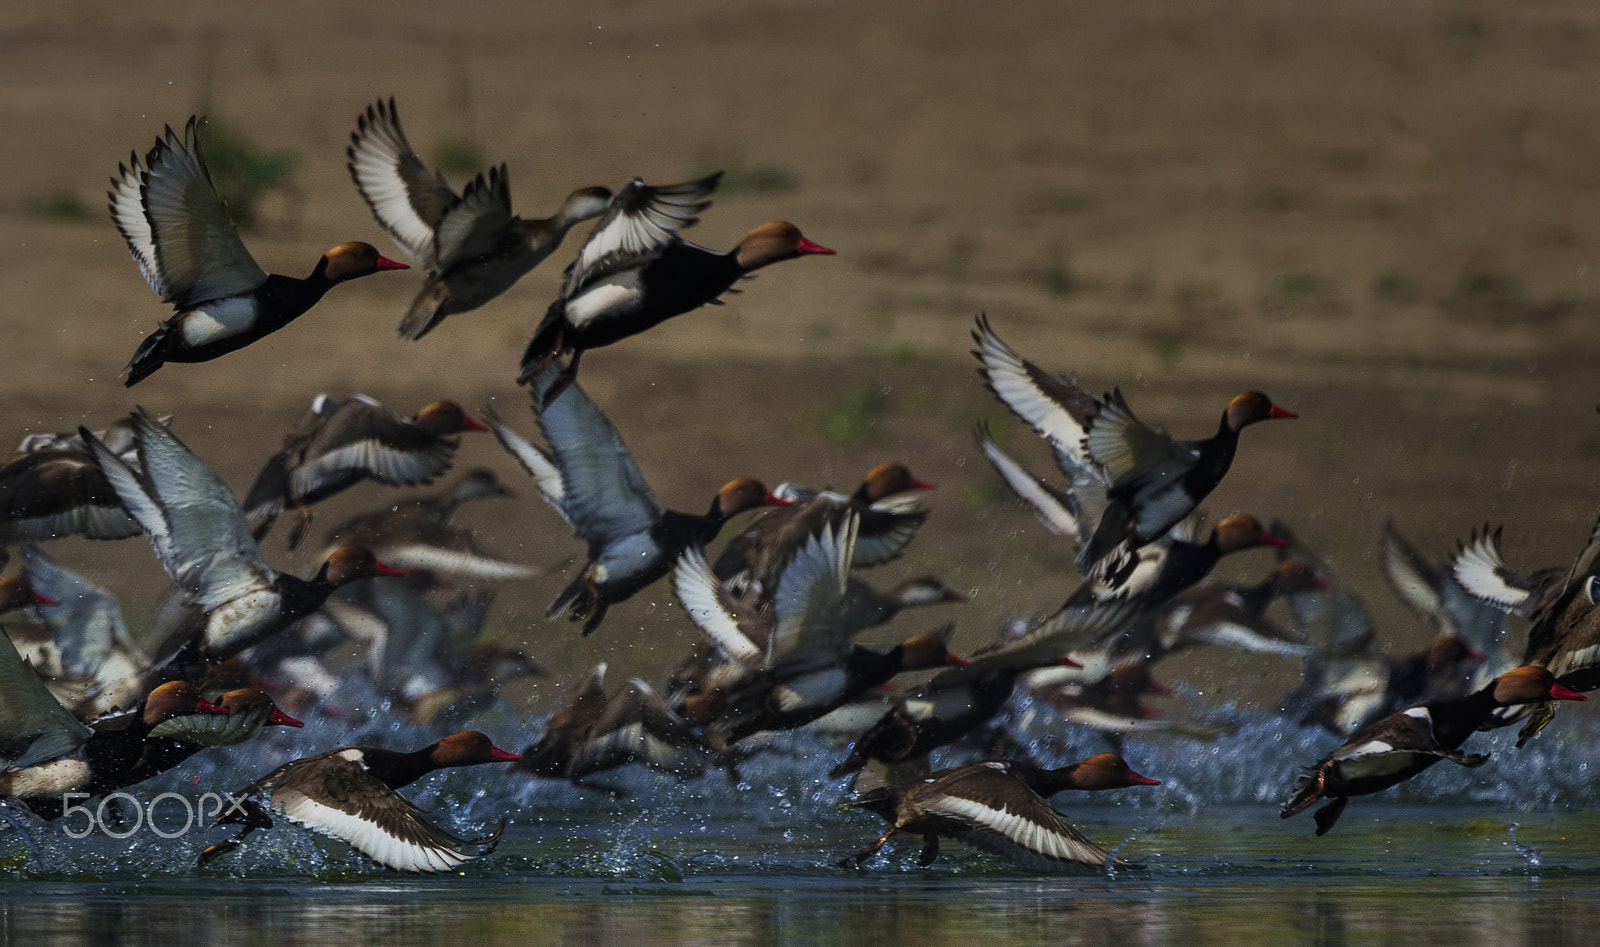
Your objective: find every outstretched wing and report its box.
[346,97,458,264]
[118,118,267,307]
[86,409,273,612]
[526,366,663,546]
[562,174,719,296]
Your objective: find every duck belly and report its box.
[1325,751,1436,797]
[2,757,92,799]
[179,296,259,347]
[593,532,665,595]
[205,589,286,656]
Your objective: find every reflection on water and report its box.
[3,807,1600,945]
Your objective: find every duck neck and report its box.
[361,743,448,791]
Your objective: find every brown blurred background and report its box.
[4,1,1599,703]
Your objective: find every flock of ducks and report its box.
[0,99,1594,874]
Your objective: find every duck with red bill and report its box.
[200,731,522,872]
[1283,666,1585,835]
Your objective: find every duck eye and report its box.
[1586,576,1600,605]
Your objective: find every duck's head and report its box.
[891,577,969,607]
[1427,634,1487,670]
[321,241,409,283]
[679,692,725,726]
[142,681,229,726]
[1212,514,1288,554]
[715,478,786,517]
[858,462,935,502]
[318,546,404,587]
[450,468,516,503]
[1224,391,1296,431]
[1070,752,1162,789]
[734,221,834,270]
[413,400,489,435]
[1271,559,1328,594]
[896,634,971,671]
[1492,666,1586,705]
[430,730,523,767]
[0,577,57,613]
[218,688,304,728]
[559,186,614,224]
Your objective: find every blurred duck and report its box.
[713,462,935,601]
[1149,559,1323,657]
[970,314,1295,570]
[199,731,521,873]
[829,604,1128,780]
[319,468,536,582]
[19,543,152,716]
[117,688,303,790]
[243,394,489,549]
[0,673,227,820]
[1065,513,1288,609]
[518,177,832,392]
[346,98,615,340]
[489,366,783,635]
[841,576,968,633]
[111,117,408,386]
[1451,520,1600,744]
[1381,521,1510,684]
[1281,666,1583,835]
[673,514,969,749]
[84,409,402,662]
[0,416,179,547]
[840,760,1147,871]
[516,664,710,793]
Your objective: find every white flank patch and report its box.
[180,296,258,346]
[6,758,92,798]
[563,283,641,328]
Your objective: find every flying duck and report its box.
[488,365,783,635]
[198,730,521,872]
[111,117,408,386]
[347,97,615,340]
[517,178,831,393]
[242,394,488,549]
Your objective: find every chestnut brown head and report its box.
[714,478,781,518]
[219,688,303,728]
[413,400,488,435]
[321,241,409,282]
[1224,391,1296,432]
[319,546,404,587]
[733,221,834,270]
[896,635,971,671]
[1212,514,1288,555]
[430,730,523,767]
[1070,752,1162,790]
[1271,560,1326,595]
[857,462,935,502]
[1426,635,1486,670]
[1492,666,1586,705]
[0,577,56,613]
[142,681,228,726]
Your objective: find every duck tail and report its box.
[397,282,452,341]
[122,322,180,387]
[517,302,567,386]
[546,573,594,623]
